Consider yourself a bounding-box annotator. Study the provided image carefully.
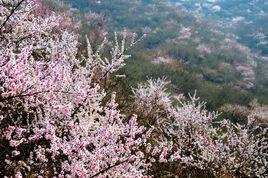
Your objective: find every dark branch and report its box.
[0,0,26,32]
[0,90,78,102]
[90,160,128,178]
[71,54,123,118]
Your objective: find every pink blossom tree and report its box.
[0,1,156,177]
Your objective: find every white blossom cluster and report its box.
[133,78,268,177]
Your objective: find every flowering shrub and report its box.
[208,120,268,177]
[133,78,268,177]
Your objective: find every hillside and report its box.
[64,0,268,111]
[171,0,268,55]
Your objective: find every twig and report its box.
[0,0,26,32]
[90,160,128,178]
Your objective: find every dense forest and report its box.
[0,0,267,177]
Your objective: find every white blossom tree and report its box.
[133,78,268,177]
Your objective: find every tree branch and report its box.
[90,159,128,178]
[0,90,78,102]
[0,0,26,32]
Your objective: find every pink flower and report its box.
[152,147,161,156]
[15,128,26,137]
[74,96,84,104]
[6,126,15,140]
[15,172,22,178]
[129,155,136,162]
[1,92,10,98]
[12,150,20,157]
[9,140,23,147]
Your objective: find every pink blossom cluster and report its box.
[0,1,158,177]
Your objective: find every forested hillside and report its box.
[65,0,268,115]
[171,0,268,54]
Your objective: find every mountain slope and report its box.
[65,0,268,111]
